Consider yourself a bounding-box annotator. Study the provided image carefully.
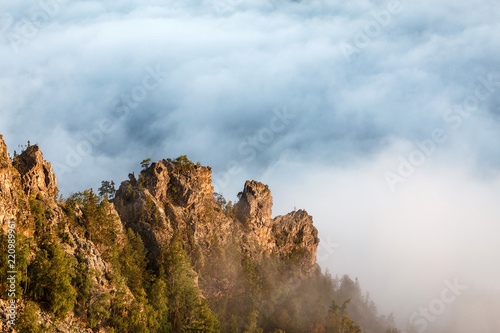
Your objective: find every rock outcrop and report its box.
[273,210,320,272]
[236,180,276,256]
[0,134,323,332]
[140,158,212,206]
[115,158,235,264]
[0,137,128,332]
[236,179,320,274]
[236,180,273,227]
[0,135,20,231]
[15,145,58,199]
[0,135,10,170]
[115,160,320,275]
[0,138,60,233]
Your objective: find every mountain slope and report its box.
[0,134,398,333]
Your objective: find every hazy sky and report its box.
[1,0,499,329]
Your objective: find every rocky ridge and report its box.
[0,135,321,332]
[0,137,122,332]
[114,160,319,275]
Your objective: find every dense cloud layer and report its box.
[1,0,499,329]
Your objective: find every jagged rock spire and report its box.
[16,144,58,198]
[236,180,273,227]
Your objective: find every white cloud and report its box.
[1,0,499,328]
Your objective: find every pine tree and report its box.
[160,234,219,332]
[0,231,30,298]
[99,180,116,199]
[326,299,361,333]
[16,301,43,333]
[119,228,149,300]
[67,189,118,259]
[141,158,152,170]
[88,293,111,329]
[73,253,94,317]
[148,277,171,332]
[29,240,77,318]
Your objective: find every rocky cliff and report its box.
[15,145,58,200]
[0,136,124,332]
[0,135,322,333]
[0,135,24,234]
[237,180,319,271]
[114,159,319,275]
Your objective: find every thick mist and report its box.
[1,0,499,331]
[263,144,500,330]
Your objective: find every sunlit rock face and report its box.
[115,160,320,276]
[15,144,58,199]
[0,134,19,230]
[0,133,323,331]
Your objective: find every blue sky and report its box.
[1,0,500,330]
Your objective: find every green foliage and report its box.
[190,298,220,332]
[88,293,111,329]
[242,255,262,299]
[162,234,202,331]
[17,301,43,333]
[65,189,118,259]
[167,183,179,202]
[229,315,239,333]
[29,240,77,318]
[325,299,362,333]
[159,234,219,332]
[141,158,152,170]
[174,155,194,174]
[86,228,154,331]
[73,253,94,317]
[29,195,52,239]
[329,299,351,317]
[0,231,30,298]
[337,315,362,333]
[107,287,151,333]
[213,192,237,218]
[12,150,20,168]
[99,180,116,199]
[10,162,394,333]
[138,173,146,189]
[123,183,138,202]
[141,196,162,229]
[60,231,74,246]
[224,200,236,219]
[244,309,264,333]
[19,191,394,333]
[214,192,226,207]
[148,277,171,331]
[119,229,150,300]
